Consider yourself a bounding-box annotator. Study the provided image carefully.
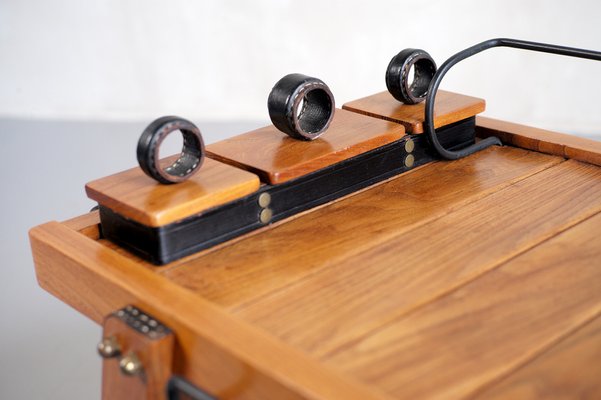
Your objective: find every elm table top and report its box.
[29,115,601,399]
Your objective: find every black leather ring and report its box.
[137,116,205,184]
[386,48,437,104]
[267,73,335,140]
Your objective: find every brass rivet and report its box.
[258,192,271,208]
[97,336,121,358]
[404,138,415,153]
[119,352,143,376]
[404,154,415,168]
[259,208,273,224]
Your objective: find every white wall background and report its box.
[1,0,601,134]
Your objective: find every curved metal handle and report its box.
[425,38,601,160]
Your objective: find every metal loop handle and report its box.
[425,38,601,160]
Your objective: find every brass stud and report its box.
[404,138,415,153]
[97,336,121,358]
[259,208,273,224]
[258,192,271,208]
[404,154,415,168]
[119,352,143,376]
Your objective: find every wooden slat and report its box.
[206,109,404,184]
[29,222,391,400]
[86,157,261,227]
[325,208,601,399]
[342,90,485,134]
[63,210,100,232]
[477,116,601,166]
[475,313,601,400]
[162,147,561,310]
[63,210,101,239]
[234,160,601,358]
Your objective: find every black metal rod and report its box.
[425,38,601,160]
[167,375,217,400]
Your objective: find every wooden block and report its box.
[325,190,601,399]
[100,306,174,400]
[86,158,260,227]
[342,90,486,134]
[477,116,601,167]
[206,108,404,185]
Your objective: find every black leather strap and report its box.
[386,48,437,104]
[267,73,335,140]
[137,116,205,184]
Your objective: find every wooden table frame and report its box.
[30,117,601,399]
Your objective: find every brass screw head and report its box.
[404,138,415,153]
[404,154,415,168]
[259,208,273,224]
[119,352,143,376]
[258,192,271,208]
[97,336,121,358]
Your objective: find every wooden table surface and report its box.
[30,118,601,399]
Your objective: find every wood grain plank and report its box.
[234,160,601,359]
[475,314,601,400]
[206,109,404,184]
[325,208,601,399]
[63,210,101,239]
[477,116,601,166]
[342,90,485,134]
[86,157,261,227]
[30,221,392,400]
[162,147,561,309]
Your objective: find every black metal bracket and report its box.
[425,38,601,160]
[167,376,217,400]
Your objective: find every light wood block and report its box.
[85,158,260,227]
[206,108,404,185]
[342,90,486,134]
[101,307,174,400]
